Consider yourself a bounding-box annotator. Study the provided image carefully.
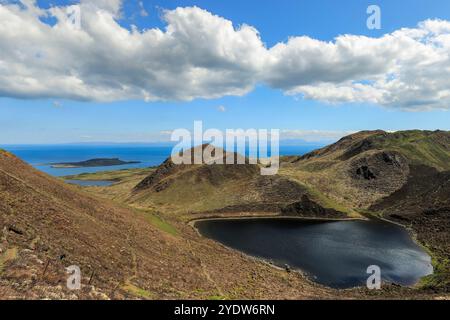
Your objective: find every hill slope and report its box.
[369,164,450,290]
[281,130,450,291]
[49,131,450,295]
[129,145,345,218]
[0,149,206,298]
[281,130,450,209]
[0,149,339,299]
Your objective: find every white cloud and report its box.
[1,1,450,110]
[138,1,148,17]
[0,3,265,102]
[217,105,226,112]
[52,100,62,108]
[272,23,450,110]
[81,0,122,17]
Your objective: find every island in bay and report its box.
[49,158,141,168]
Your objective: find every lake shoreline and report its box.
[188,213,367,227]
[190,214,433,290]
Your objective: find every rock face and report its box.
[355,166,376,180]
[133,131,450,217]
[280,130,450,292]
[283,130,450,291]
[348,151,410,195]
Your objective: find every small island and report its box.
[50,158,141,168]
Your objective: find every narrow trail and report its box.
[186,239,224,297]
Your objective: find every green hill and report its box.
[129,145,319,216]
[281,130,450,209]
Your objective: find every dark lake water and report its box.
[65,180,115,187]
[195,218,433,289]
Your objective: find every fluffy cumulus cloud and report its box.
[270,21,450,110]
[0,1,265,101]
[1,1,450,110]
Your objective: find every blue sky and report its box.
[1,0,450,144]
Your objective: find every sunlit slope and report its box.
[0,149,339,299]
[0,149,206,299]
[280,130,450,209]
[128,145,347,218]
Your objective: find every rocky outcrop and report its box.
[134,158,178,191]
[348,151,409,195]
[281,195,346,218]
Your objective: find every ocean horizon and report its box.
[1,143,324,177]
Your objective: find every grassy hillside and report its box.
[370,165,450,291]
[280,130,450,292]
[50,130,450,297]
[64,167,155,181]
[294,130,450,168]
[0,150,202,299]
[0,150,342,299]
[126,145,348,219]
[347,130,450,171]
[280,130,450,210]
[75,130,450,218]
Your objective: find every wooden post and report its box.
[88,270,95,285]
[42,259,50,276]
[110,282,121,297]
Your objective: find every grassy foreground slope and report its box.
[1,149,342,299]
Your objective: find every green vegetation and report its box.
[371,130,450,171]
[130,163,259,215]
[418,245,450,290]
[0,149,13,157]
[122,281,154,299]
[299,181,360,217]
[63,168,154,182]
[136,209,179,236]
[4,143,364,300]
[0,247,18,274]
